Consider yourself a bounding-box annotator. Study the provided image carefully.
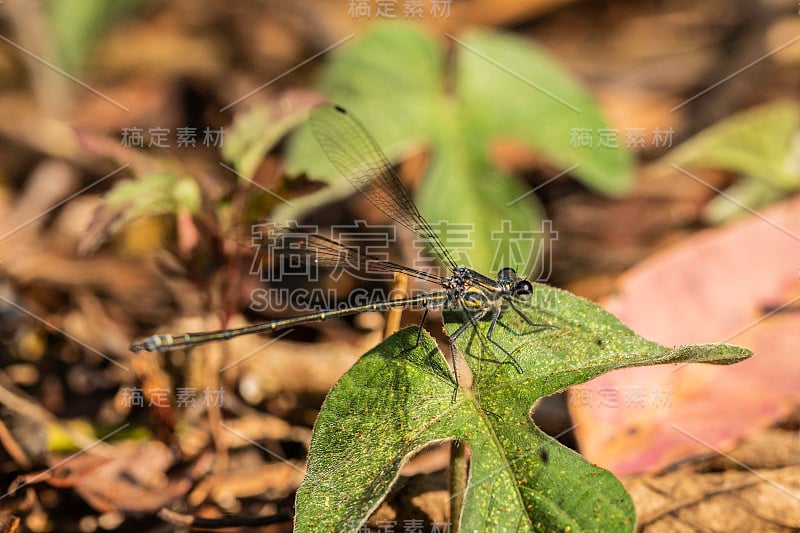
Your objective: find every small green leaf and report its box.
[222,103,309,179]
[703,176,787,224]
[663,100,800,190]
[173,177,202,213]
[296,284,751,532]
[106,172,200,222]
[456,30,634,195]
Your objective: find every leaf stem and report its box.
[449,440,468,532]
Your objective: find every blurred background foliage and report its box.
[0,0,798,531]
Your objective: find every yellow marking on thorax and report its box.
[462,286,488,309]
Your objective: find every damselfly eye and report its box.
[514,280,533,299]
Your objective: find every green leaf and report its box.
[456,30,634,195]
[283,24,631,272]
[284,23,444,182]
[662,100,800,190]
[703,176,787,224]
[296,284,751,532]
[105,173,201,222]
[222,103,309,179]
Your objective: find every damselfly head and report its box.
[497,267,532,299]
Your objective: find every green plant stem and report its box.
[449,439,468,533]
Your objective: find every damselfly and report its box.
[130,104,546,392]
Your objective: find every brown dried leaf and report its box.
[572,194,800,474]
[213,461,306,501]
[47,440,191,513]
[626,428,800,531]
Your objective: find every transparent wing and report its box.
[273,227,443,285]
[310,104,458,272]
